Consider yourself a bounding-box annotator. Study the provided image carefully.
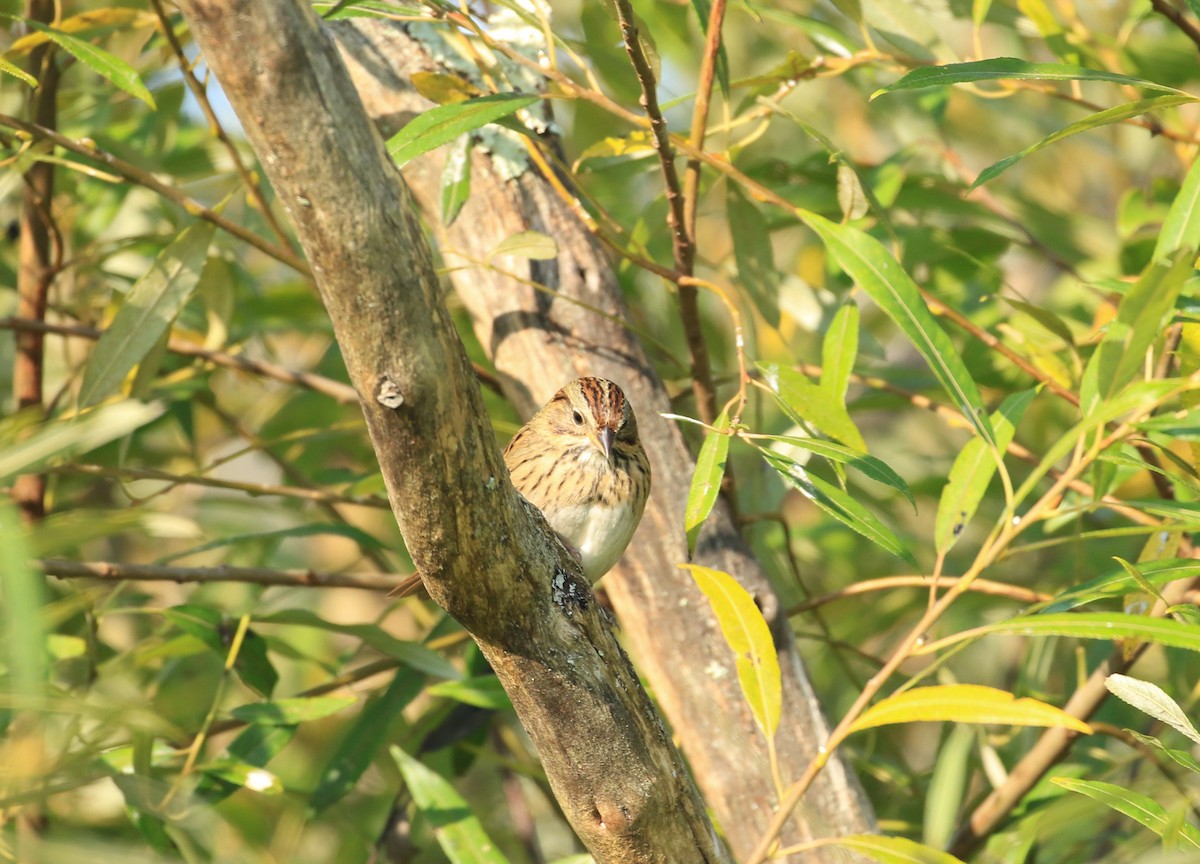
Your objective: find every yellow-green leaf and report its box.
[21,18,155,107]
[821,300,859,403]
[0,55,36,86]
[685,410,730,556]
[1053,778,1200,850]
[1155,154,1200,264]
[819,834,967,864]
[759,362,866,450]
[489,230,558,262]
[847,685,1092,736]
[681,564,781,740]
[387,92,538,167]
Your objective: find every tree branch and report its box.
[38,558,399,591]
[174,2,727,859]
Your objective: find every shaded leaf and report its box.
[685,409,730,556]
[1105,674,1200,745]
[682,565,781,740]
[1127,730,1200,775]
[822,834,967,864]
[949,612,1200,653]
[847,685,1091,735]
[80,221,216,407]
[765,452,917,566]
[230,696,357,726]
[1052,778,1200,849]
[935,389,1036,553]
[391,747,511,863]
[1038,558,1200,613]
[800,213,994,447]
[872,58,1190,99]
[728,184,781,326]
[387,93,538,167]
[0,55,36,86]
[427,676,511,710]
[750,435,914,506]
[1155,154,1200,264]
[200,762,283,795]
[235,629,278,698]
[441,134,472,226]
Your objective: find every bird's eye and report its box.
[572,410,584,426]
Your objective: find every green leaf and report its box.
[310,669,423,813]
[935,389,1036,554]
[685,409,730,556]
[426,676,511,710]
[0,502,43,699]
[972,95,1196,189]
[728,184,781,326]
[759,362,867,450]
[20,18,155,106]
[924,724,974,850]
[391,747,510,863]
[235,629,278,698]
[1155,155,1200,264]
[681,565,781,740]
[0,54,36,87]
[750,435,914,506]
[441,134,472,226]
[820,834,968,864]
[80,221,216,406]
[230,696,358,726]
[1079,254,1194,414]
[387,93,538,167]
[199,761,283,795]
[799,213,995,447]
[255,608,458,679]
[846,685,1092,735]
[160,523,386,564]
[488,230,558,261]
[872,58,1191,99]
[1038,558,1200,613]
[0,400,164,482]
[689,0,729,96]
[1003,298,1076,346]
[1126,730,1200,775]
[821,301,860,403]
[1052,778,1200,849]
[764,451,917,566]
[1105,674,1200,745]
[948,612,1200,653]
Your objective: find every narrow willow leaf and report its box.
[681,565,781,740]
[924,724,974,850]
[387,93,538,167]
[765,452,917,566]
[847,685,1091,735]
[310,670,423,813]
[1037,558,1200,613]
[255,608,458,679]
[0,400,164,482]
[750,435,914,506]
[728,184,782,327]
[200,762,283,795]
[1053,778,1200,849]
[800,213,994,447]
[1105,674,1200,745]
[935,389,1036,554]
[1155,155,1200,263]
[0,55,36,86]
[391,747,511,864]
[0,502,43,699]
[954,612,1200,653]
[427,676,512,710]
[872,58,1190,99]
[1127,730,1200,775]
[1123,499,1200,526]
[972,0,993,28]
[80,220,216,407]
[230,696,357,726]
[759,362,866,450]
[235,629,278,698]
[822,834,968,864]
[821,301,859,403]
[685,409,730,556]
[1079,254,1193,414]
[973,96,1195,189]
[441,134,472,226]
[23,19,155,107]
[489,230,558,261]
[1004,298,1075,346]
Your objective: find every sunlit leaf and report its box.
[800,213,994,447]
[750,435,913,505]
[1155,154,1200,264]
[973,96,1195,189]
[946,612,1200,653]
[872,58,1191,99]
[935,389,1035,553]
[759,362,866,450]
[387,93,538,167]
[489,230,558,261]
[1037,558,1200,613]
[19,18,155,107]
[685,409,730,556]
[391,747,511,863]
[200,762,283,795]
[681,565,781,740]
[230,696,358,726]
[847,685,1091,735]
[80,221,216,406]
[821,301,860,403]
[0,401,163,482]
[1105,674,1200,745]
[1052,778,1200,849]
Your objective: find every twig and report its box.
[45,462,390,509]
[1151,0,1200,53]
[788,575,1050,614]
[682,0,727,243]
[38,557,400,591]
[0,113,310,274]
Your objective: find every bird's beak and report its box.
[597,426,615,462]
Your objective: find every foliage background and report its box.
[2,0,1200,861]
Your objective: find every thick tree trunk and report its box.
[333,19,875,862]
[176,2,728,861]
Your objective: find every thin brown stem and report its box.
[1150,0,1200,53]
[0,114,310,274]
[788,575,1050,614]
[38,558,400,591]
[682,0,727,242]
